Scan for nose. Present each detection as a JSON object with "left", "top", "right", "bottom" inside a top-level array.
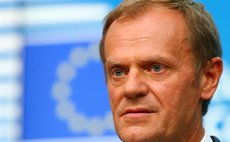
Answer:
[{"left": 123, "top": 69, "right": 148, "bottom": 99}]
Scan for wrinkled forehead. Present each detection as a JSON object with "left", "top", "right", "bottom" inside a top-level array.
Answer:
[
  {"left": 104, "top": 7, "right": 194, "bottom": 64},
  {"left": 106, "top": 7, "right": 189, "bottom": 47}
]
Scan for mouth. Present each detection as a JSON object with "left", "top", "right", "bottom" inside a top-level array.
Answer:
[{"left": 122, "top": 108, "right": 154, "bottom": 118}]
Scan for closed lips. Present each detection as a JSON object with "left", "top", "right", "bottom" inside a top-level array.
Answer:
[{"left": 122, "top": 108, "right": 153, "bottom": 116}]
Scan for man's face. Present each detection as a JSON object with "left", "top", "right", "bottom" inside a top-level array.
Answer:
[{"left": 104, "top": 8, "right": 203, "bottom": 142}]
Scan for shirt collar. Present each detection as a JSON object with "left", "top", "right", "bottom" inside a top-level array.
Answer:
[{"left": 201, "top": 131, "right": 213, "bottom": 142}]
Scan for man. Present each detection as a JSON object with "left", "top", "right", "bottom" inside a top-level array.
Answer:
[{"left": 99, "top": 0, "right": 223, "bottom": 142}]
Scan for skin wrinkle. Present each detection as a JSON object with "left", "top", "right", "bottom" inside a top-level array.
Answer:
[
  {"left": 100, "top": 0, "right": 223, "bottom": 141},
  {"left": 105, "top": 34, "right": 193, "bottom": 86},
  {"left": 106, "top": 9, "right": 187, "bottom": 46},
  {"left": 105, "top": 8, "right": 204, "bottom": 142}
]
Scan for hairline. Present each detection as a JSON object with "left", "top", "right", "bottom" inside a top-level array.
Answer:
[{"left": 100, "top": 4, "right": 198, "bottom": 72}]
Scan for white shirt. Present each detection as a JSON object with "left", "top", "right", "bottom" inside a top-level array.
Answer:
[{"left": 201, "top": 131, "right": 213, "bottom": 142}]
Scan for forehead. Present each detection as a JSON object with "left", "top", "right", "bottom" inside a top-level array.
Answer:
[
  {"left": 104, "top": 8, "right": 192, "bottom": 62},
  {"left": 106, "top": 8, "right": 187, "bottom": 40}
]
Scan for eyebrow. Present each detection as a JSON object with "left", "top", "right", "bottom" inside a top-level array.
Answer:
[
  {"left": 140, "top": 55, "right": 177, "bottom": 64},
  {"left": 105, "top": 54, "right": 177, "bottom": 68},
  {"left": 105, "top": 59, "right": 123, "bottom": 69}
]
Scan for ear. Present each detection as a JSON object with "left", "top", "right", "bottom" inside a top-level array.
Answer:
[{"left": 200, "top": 57, "right": 223, "bottom": 100}]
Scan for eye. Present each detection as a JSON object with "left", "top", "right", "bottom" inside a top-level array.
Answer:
[
  {"left": 113, "top": 68, "right": 125, "bottom": 77},
  {"left": 151, "top": 64, "right": 164, "bottom": 72}
]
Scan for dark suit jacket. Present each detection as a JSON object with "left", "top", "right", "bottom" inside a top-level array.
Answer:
[{"left": 211, "top": 136, "right": 221, "bottom": 142}]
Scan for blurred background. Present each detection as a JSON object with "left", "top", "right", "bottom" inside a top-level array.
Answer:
[{"left": 0, "top": 0, "right": 229, "bottom": 142}]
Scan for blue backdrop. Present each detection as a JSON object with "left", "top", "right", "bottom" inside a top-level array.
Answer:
[{"left": 18, "top": 0, "right": 230, "bottom": 141}]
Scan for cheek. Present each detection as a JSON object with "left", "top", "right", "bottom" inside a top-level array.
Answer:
[
  {"left": 108, "top": 84, "right": 122, "bottom": 113},
  {"left": 150, "top": 75, "right": 199, "bottom": 112}
]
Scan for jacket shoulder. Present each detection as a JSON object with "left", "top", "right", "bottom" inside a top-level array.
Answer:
[{"left": 211, "top": 136, "right": 221, "bottom": 142}]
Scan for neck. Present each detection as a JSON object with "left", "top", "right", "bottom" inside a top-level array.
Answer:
[
  {"left": 174, "top": 110, "right": 205, "bottom": 142},
  {"left": 187, "top": 120, "right": 205, "bottom": 142},
  {"left": 181, "top": 116, "right": 205, "bottom": 142}
]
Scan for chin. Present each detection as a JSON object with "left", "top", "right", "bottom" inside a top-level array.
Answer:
[
  {"left": 119, "top": 134, "right": 146, "bottom": 142},
  {"left": 119, "top": 134, "right": 156, "bottom": 142},
  {"left": 117, "top": 126, "right": 159, "bottom": 142}
]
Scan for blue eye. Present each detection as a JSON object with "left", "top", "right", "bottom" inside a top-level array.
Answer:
[
  {"left": 113, "top": 69, "right": 124, "bottom": 77},
  {"left": 151, "top": 64, "right": 163, "bottom": 72}
]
